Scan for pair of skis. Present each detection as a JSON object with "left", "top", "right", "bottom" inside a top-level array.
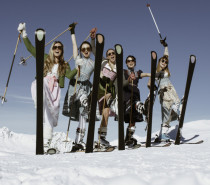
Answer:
[
  {"left": 145, "top": 53, "right": 197, "bottom": 147},
  {"left": 85, "top": 34, "right": 125, "bottom": 153}
]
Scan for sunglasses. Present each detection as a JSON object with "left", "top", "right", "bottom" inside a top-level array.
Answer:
[
  {"left": 107, "top": 52, "right": 115, "bottom": 56},
  {"left": 161, "top": 59, "right": 168, "bottom": 64},
  {"left": 127, "top": 59, "right": 135, "bottom": 63},
  {"left": 81, "top": 47, "right": 91, "bottom": 52},
  {"left": 52, "top": 45, "right": 63, "bottom": 50}
]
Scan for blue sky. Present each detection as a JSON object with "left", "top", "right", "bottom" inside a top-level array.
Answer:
[{"left": 0, "top": 0, "right": 209, "bottom": 137}]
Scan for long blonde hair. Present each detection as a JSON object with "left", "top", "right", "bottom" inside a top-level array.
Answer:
[
  {"left": 156, "top": 55, "right": 171, "bottom": 77},
  {"left": 43, "top": 41, "right": 68, "bottom": 77}
]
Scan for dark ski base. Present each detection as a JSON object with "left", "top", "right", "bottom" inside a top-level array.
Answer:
[
  {"left": 175, "top": 55, "right": 196, "bottom": 144},
  {"left": 146, "top": 51, "right": 157, "bottom": 147},
  {"left": 115, "top": 44, "right": 125, "bottom": 150},
  {"left": 86, "top": 34, "right": 105, "bottom": 153},
  {"left": 35, "top": 29, "right": 45, "bottom": 155}
]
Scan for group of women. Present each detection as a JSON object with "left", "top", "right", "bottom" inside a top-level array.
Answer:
[{"left": 17, "top": 22, "right": 182, "bottom": 152}]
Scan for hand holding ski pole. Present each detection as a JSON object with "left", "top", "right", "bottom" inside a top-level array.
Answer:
[
  {"left": 90, "top": 27, "right": 97, "bottom": 39},
  {"left": 18, "top": 23, "right": 27, "bottom": 38},
  {"left": 160, "top": 38, "right": 168, "bottom": 47},
  {"left": 19, "top": 23, "right": 77, "bottom": 65},
  {"left": 69, "top": 22, "right": 77, "bottom": 34},
  {"left": 128, "top": 72, "right": 136, "bottom": 82}
]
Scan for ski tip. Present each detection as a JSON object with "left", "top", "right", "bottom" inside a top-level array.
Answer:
[
  {"left": 151, "top": 51, "right": 157, "bottom": 60},
  {"left": 115, "top": 44, "right": 123, "bottom": 54},
  {"left": 96, "top": 34, "right": 104, "bottom": 44},
  {"left": 190, "top": 55, "right": 196, "bottom": 64}
]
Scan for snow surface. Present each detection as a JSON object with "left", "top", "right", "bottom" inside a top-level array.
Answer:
[{"left": 0, "top": 120, "right": 210, "bottom": 185}]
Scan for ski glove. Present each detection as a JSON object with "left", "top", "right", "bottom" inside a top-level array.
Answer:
[
  {"left": 90, "top": 27, "right": 97, "bottom": 39},
  {"left": 17, "top": 23, "right": 27, "bottom": 38},
  {"left": 128, "top": 72, "right": 136, "bottom": 82},
  {"left": 80, "top": 94, "right": 88, "bottom": 107},
  {"left": 69, "top": 23, "right": 76, "bottom": 35},
  {"left": 136, "top": 101, "right": 144, "bottom": 114},
  {"left": 160, "top": 37, "right": 168, "bottom": 47}
]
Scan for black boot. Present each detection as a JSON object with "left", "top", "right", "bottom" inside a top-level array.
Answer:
[
  {"left": 98, "top": 127, "right": 110, "bottom": 147},
  {"left": 125, "top": 126, "right": 137, "bottom": 147}
]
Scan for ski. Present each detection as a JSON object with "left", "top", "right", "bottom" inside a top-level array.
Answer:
[
  {"left": 115, "top": 44, "right": 125, "bottom": 150},
  {"left": 35, "top": 29, "right": 46, "bottom": 155},
  {"left": 180, "top": 140, "right": 204, "bottom": 144},
  {"left": 67, "top": 143, "right": 115, "bottom": 153},
  {"left": 175, "top": 55, "right": 196, "bottom": 145},
  {"left": 141, "top": 142, "right": 171, "bottom": 147},
  {"left": 146, "top": 51, "right": 158, "bottom": 147},
  {"left": 86, "top": 34, "right": 105, "bottom": 153},
  {"left": 125, "top": 144, "right": 141, "bottom": 150}
]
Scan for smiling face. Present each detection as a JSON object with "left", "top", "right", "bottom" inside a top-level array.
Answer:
[
  {"left": 52, "top": 42, "right": 63, "bottom": 58},
  {"left": 159, "top": 57, "right": 168, "bottom": 70},
  {"left": 106, "top": 49, "right": 116, "bottom": 64},
  {"left": 81, "top": 43, "right": 91, "bottom": 58},
  {"left": 126, "top": 56, "right": 136, "bottom": 69}
]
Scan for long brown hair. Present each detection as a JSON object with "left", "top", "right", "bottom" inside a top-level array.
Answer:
[
  {"left": 43, "top": 41, "right": 68, "bottom": 77},
  {"left": 156, "top": 55, "right": 171, "bottom": 77}
]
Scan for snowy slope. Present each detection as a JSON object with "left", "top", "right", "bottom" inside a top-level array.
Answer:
[{"left": 0, "top": 120, "right": 210, "bottom": 185}]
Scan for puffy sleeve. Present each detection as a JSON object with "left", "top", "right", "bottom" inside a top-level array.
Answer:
[{"left": 23, "top": 37, "right": 48, "bottom": 60}]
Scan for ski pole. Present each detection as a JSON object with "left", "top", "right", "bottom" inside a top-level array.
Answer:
[
  {"left": 63, "top": 65, "right": 80, "bottom": 143},
  {"left": 0, "top": 33, "right": 21, "bottom": 104},
  {"left": 146, "top": 4, "right": 163, "bottom": 39},
  {"left": 19, "top": 23, "right": 78, "bottom": 65}
]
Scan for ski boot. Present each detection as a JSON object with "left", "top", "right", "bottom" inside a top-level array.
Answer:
[
  {"left": 125, "top": 126, "right": 138, "bottom": 148},
  {"left": 71, "top": 127, "right": 86, "bottom": 152},
  {"left": 98, "top": 127, "right": 110, "bottom": 148},
  {"left": 71, "top": 143, "right": 85, "bottom": 152},
  {"left": 44, "top": 139, "right": 57, "bottom": 155},
  {"left": 155, "top": 124, "right": 171, "bottom": 143}
]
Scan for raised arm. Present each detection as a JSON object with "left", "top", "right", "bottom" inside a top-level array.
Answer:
[
  {"left": 69, "top": 23, "right": 78, "bottom": 60},
  {"left": 17, "top": 23, "right": 48, "bottom": 60},
  {"left": 160, "top": 38, "right": 169, "bottom": 57}
]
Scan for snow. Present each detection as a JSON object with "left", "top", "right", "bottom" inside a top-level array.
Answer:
[{"left": 0, "top": 120, "right": 210, "bottom": 185}]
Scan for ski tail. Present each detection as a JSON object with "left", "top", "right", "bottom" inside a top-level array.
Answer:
[
  {"left": 146, "top": 51, "right": 157, "bottom": 147},
  {"left": 175, "top": 55, "right": 196, "bottom": 145},
  {"left": 86, "top": 34, "right": 105, "bottom": 153}
]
